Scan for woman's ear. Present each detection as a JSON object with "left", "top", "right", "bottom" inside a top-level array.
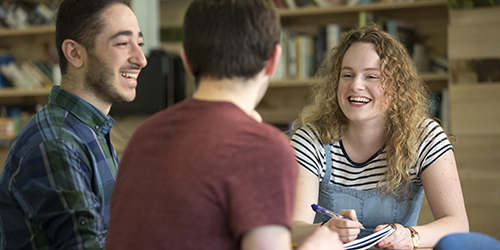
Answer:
[{"left": 62, "top": 39, "right": 85, "bottom": 69}]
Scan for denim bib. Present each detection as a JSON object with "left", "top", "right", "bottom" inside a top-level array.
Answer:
[{"left": 314, "top": 144, "right": 425, "bottom": 238}]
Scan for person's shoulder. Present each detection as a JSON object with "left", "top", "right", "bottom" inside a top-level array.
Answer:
[
  {"left": 245, "top": 121, "right": 288, "bottom": 142},
  {"left": 15, "top": 105, "right": 92, "bottom": 151},
  {"left": 422, "top": 118, "right": 441, "bottom": 127},
  {"left": 420, "top": 118, "right": 446, "bottom": 134},
  {"left": 290, "top": 124, "right": 321, "bottom": 143}
]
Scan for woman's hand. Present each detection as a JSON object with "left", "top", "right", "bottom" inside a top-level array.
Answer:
[
  {"left": 374, "top": 224, "right": 413, "bottom": 249},
  {"left": 325, "top": 209, "right": 362, "bottom": 243}
]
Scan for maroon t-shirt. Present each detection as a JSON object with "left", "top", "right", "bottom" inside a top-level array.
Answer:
[{"left": 105, "top": 99, "right": 297, "bottom": 250}]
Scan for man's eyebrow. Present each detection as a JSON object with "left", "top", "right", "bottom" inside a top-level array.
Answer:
[{"left": 110, "top": 31, "right": 144, "bottom": 39}]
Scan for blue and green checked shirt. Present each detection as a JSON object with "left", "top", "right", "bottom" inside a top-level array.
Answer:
[{"left": 0, "top": 86, "right": 119, "bottom": 250}]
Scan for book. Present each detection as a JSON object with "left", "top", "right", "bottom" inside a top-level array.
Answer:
[
  {"left": 296, "top": 34, "right": 314, "bottom": 79},
  {"left": 313, "top": 0, "right": 347, "bottom": 6},
  {"left": 385, "top": 19, "right": 416, "bottom": 55},
  {"left": 344, "top": 225, "right": 396, "bottom": 250},
  {"left": 314, "top": 26, "right": 327, "bottom": 72},
  {"left": 21, "top": 61, "right": 53, "bottom": 88},
  {"left": 0, "top": 54, "right": 15, "bottom": 88},
  {"left": 284, "top": 0, "right": 297, "bottom": 9},
  {"left": 326, "top": 23, "right": 344, "bottom": 52},
  {"left": 0, "top": 62, "right": 42, "bottom": 89},
  {"left": 271, "top": 29, "right": 289, "bottom": 80},
  {"left": 288, "top": 31, "right": 297, "bottom": 79},
  {"left": 32, "top": 3, "right": 55, "bottom": 25}
]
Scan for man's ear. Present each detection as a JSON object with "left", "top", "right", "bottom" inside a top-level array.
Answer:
[
  {"left": 180, "top": 48, "right": 194, "bottom": 77},
  {"left": 62, "top": 39, "right": 85, "bottom": 69},
  {"left": 264, "top": 44, "right": 282, "bottom": 76}
]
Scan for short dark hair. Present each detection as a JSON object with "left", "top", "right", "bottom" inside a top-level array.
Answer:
[
  {"left": 56, "top": 0, "right": 131, "bottom": 75},
  {"left": 183, "top": 0, "right": 281, "bottom": 84}
]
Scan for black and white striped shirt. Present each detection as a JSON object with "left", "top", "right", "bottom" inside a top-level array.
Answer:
[{"left": 290, "top": 119, "right": 453, "bottom": 190}]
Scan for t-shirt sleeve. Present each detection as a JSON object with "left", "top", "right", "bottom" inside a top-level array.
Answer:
[
  {"left": 413, "top": 119, "right": 454, "bottom": 183},
  {"left": 290, "top": 126, "right": 325, "bottom": 180},
  {"left": 227, "top": 133, "right": 297, "bottom": 240}
]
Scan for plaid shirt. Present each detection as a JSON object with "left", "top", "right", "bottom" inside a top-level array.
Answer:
[{"left": 0, "top": 86, "right": 118, "bottom": 250}]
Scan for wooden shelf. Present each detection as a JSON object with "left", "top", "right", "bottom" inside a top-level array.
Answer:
[
  {"left": 270, "top": 72, "right": 448, "bottom": 88},
  {"left": 0, "top": 25, "right": 55, "bottom": 38},
  {"left": 278, "top": 0, "right": 447, "bottom": 17},
  {"left": 420, "top": 71, "right": 448, "bottom": 82},
  {"left": 0, "top": 87, "right": 51, "bottom": 98}
]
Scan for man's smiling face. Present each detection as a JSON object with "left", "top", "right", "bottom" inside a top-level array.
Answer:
[{"left": 84, "top": 3, "right": 148, "bottom": 105}]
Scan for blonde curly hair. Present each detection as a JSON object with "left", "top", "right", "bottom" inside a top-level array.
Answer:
[{"left": 291, "top": 24, "right": 430, "bottom": 199}]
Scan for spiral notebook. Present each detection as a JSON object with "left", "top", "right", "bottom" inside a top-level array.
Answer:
[{"left": 344, "top": 225, "right": 396, "bottom": 250}]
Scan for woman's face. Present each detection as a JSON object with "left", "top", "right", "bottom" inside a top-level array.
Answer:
[{"left": 337, "top": 42, "right": 389, "bottom": 126}]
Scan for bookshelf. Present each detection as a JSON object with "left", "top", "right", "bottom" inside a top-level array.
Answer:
[
  {"left": 278, "top": 0, "right": 447, "bottom": 16},
  {"left": 0, "top": 25, "right": 55, "bottom": 37},
  {"left": 0, "top": 24, "right": 55, "bottom": 148},
  {"left": 259, "top": 0, "right": 450, "bottom": 125},
  {"left": 270, "top": 72, "right": 448, "bottom": 89},
  {"left": 0, "top": 24, "right": 55, "bottom": 104}
]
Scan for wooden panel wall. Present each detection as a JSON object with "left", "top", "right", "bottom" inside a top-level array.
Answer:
[{"left": 447, "top": 6, "right": 500, "bottom": 239}]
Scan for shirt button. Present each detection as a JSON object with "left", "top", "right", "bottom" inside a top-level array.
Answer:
[{"left": 95, "top": 126, "right": 99, "bottom": 130}]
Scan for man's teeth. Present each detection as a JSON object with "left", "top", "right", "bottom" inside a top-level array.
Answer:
[
  {"left": 120, "top": 72, "right": 138, "bottom": 80},
  {"left": 349, "top": 97, "right": 370, "bottom": 104}
]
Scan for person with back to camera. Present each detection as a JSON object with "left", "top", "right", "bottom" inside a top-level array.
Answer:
[
  {"left": 105, "top": 0, "right": 344, "bottom": 250},
  {"left": 289, "top": 24, "right": 469, "bottom": 249},
  {"left": 0, "top": 0, "right": 147, "bottom": 249}
]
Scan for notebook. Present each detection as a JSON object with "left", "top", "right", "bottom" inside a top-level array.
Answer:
[{"left": 343, "top": 225, "right": 396, "bottom": 250}]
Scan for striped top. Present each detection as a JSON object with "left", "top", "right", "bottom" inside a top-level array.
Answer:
[
  {"left": 0, "top": 86, "right": 118, "bottom": 250},
  {"left": 290, "top": 119, "right": 453, "bottom": 190}
]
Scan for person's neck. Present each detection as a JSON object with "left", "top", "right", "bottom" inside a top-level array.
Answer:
[
  {"left": 60, "top": 77, "right": 112, "bottom": 115},
  {"left": 192, "top": 73, "right": 267, "bottom": 116},
  {"left": 343, "top": 119, "right": 387, "bottom": 160}
]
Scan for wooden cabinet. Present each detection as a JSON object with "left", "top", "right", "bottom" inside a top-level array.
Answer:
[{"left": 257, "top": 0, "right": 449, "bottom": 125}]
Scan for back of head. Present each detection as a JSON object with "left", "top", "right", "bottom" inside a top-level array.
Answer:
[
  {"left": 183, "top": 0, "right": 281, "bottom": 84},
  {"left": 56, "top": 0, "right": 131, "bottom": 75}
]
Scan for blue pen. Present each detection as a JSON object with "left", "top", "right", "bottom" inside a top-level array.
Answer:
[{"left": 311, "top": 204, "right": 365, "bottom": 229}]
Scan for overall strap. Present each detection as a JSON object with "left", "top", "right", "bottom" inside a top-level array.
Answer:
[{"left": 322, "top": 144, "right": 332, "bottom": 184}]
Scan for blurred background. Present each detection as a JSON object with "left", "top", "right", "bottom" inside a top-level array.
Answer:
[{"left": 0, "top": 0, "right": 498, "bottom": 240}]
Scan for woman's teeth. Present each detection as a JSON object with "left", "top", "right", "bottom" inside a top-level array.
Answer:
[{"left": 349, "top": 96, "right": 371, "bottom": 104}]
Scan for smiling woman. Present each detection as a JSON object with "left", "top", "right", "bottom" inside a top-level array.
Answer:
[
  {"left": 337, "top": 42, "right": 388, "bottom": 126},
  {"left": 289, "top": 24, "right": 469, "bottom": 249}
]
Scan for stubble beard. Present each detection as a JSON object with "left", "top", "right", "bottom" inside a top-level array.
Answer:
[{"left": 84, "top": 50, "right": 129, "bottom": 104}]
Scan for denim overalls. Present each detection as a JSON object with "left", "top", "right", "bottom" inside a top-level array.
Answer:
[{"left": 314, "top": 144, "right": 425, "bottom": 238}]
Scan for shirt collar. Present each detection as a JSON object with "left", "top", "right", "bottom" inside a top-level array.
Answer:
[{"left": 49, "top": 86, "right": 115, "bottom": 134}]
